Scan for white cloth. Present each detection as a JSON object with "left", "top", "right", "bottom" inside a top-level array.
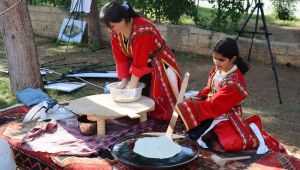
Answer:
[
  {"left": 250, "top": 123, "right": 269, "bottom": 154},
  {"left": 0, "top": 139, "right": 17, "bottom": 170},
  {"left": 214, "top": 65, "right": 237, "bottom": 85},
  {"left": 167, "top": 67, "right": 179, "bottom": 96},
  {"left": 214, "top": 71, "right": 223, "bottom": 85},
  {"left": 185, "top": 90, "right": 199, "bottom": 98},
  {"left": 197, "top": 116, "right": 228, "bottom": 148},
  {"left": 23, "top": 101, "right": 74, "bottom": 122}
]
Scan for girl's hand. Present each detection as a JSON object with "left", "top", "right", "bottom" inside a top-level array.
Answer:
[
  {"left": 189, "top": 96, "right": 201, "bottom": 102},
  {"left": 116, "top": 79, "right": 128, "bottom": 89}
]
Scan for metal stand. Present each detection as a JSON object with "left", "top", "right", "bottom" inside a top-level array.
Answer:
[
  {"left": 235, "top": 0, "right": 282, "bottom": 104},
  {"left": 58, "top": 0, "right": 85, "bottom": 52},
  {"left": 42, "top": 0, "right": 86, "bottom": 83}
]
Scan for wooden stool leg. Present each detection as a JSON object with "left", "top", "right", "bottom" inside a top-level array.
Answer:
[
  {"left": 140, "top": 112, "right": 147, "bottom": 122},
  {"left": 96, "top": 119, "right": 106, "bottom": 136}
]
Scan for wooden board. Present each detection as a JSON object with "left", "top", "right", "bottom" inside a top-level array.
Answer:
[
  {"left": 66, "top": 94, "right": 155, "bottom": 119},
  {"left": 166, "top": 72, "right": 190, "bottom": 138}
]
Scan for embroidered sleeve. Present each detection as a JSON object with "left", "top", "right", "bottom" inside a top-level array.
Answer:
[
  {"left": 220, "top": 79, "right": 248, "bottom": 98},
  {"left": 198, "top": 84, "right": 247, "bottom": 118},
  {"left": 111, "top": 33, "right": 131, "bottom": 79},
  {"left": 176, "top": 81, "right": 247, "bottom": 131},
  {"left": 129, "top": 31, "right": 155, "bottom": 78}
]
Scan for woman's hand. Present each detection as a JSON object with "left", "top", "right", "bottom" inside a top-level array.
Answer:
[
  {"left": 116, "top": 79, "right": 128, "bottom": 89},
  {"left": 127, "top": 74, "right": 139, "bottom": 89}
]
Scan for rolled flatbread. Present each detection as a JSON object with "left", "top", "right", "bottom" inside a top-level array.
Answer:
[{"left": 133, "top": 136, "right": 181, "bottom": 159}]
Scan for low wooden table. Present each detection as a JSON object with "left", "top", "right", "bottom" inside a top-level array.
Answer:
[{"left": 67, "top": 94, "right": 155, "bottom": 136}]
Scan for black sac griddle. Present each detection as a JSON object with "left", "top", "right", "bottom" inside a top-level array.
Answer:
[{"left": 111, "top": 133, "right": 200, "bottom": 169}]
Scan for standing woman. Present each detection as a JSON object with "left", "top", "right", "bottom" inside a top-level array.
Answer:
[{"left": 100, "top": 1, "right": 182, "bottom": 121}]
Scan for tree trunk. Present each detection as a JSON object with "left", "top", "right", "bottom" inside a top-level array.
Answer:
[
  {"left": 87, "top": 0, "right": 101, "bottom": 45},
  {"left": 0, "top": 0, "right": 43, "bottom": 93}
]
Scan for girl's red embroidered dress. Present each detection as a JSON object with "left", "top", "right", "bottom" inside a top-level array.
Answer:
[
  {"left": 176, "top": 67, "right": 284, "bottom": 152},
  {"left": 110, "top": 17, "right": 181, "bottom": 121}
]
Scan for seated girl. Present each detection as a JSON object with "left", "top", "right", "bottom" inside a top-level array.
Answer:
[{"left": 176, "top": 37, "right": 284, "bottom": 153}]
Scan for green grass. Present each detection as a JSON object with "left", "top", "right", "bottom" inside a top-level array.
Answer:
[
  {"left": 179, "top": 7, "right": 215, "bottom": 26},
  {"left": 0, "top": 76, "right": 18, "bottom": 109},
  {"left": 197, "top": 7, "right": 216, "bottom": 20},
  {"left": 269, "top": 16, "right": 300, "bottom": 27},
  {"left": 0, "top": 36, "right": 18, "bottom": 108}
]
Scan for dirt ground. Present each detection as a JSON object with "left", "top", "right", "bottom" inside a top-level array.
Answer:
[{"left": 4, "top": 36, "right": 300, "bottom": 155}]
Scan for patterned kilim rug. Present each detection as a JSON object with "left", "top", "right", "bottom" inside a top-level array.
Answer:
[{"left": 0, "top": 105, "right": 299, "bottom": 170}]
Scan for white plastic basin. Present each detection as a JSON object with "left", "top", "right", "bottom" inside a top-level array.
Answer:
[{"left": 106, "top": 82, "right": 145, "bottom": 102}]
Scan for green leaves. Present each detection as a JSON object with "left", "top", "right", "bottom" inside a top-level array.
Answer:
[
  {"left": 128, "top": 0, "right": 200, "bottom": 26},
  {"left": 208, "top": 0, "right": 249, "bottom": 32},
  {"left": 271, "top": 0, "right": 296, "bottom": 20}
]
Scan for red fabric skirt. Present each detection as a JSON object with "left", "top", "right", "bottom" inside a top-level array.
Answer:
[{"left": 149, "top": 48, "right": 181, "bottom": 121}]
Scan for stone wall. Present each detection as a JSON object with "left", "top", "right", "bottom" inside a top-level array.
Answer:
[
  {"left": 28, "top": 6, "right": 69, "bottom": 37},
  {"left": 29, "top": 6, "right": 300, "bottom": 67}
]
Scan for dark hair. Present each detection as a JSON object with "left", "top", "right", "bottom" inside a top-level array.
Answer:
[
  {"left": 213, "top": 37, "right": 249, "bottom": 74},
  {"left": 99, "top": 1, "right": 140, "bottom": 27}
]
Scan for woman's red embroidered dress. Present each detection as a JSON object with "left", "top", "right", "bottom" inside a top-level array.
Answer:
[{"left": 110, "top": 17, "right": 181, "bottom": 121}]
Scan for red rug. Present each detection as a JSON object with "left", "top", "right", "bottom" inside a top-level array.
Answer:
[
  {"left": 0, "top": 105, "right": 61, "bottom": 169},
  {"left": 1, "top": 105, "right": 299, "bottom": 170}
]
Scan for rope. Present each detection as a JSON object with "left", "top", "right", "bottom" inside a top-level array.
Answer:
[{"left": 0, "top": 0, "right": 22, "bottom": 16}]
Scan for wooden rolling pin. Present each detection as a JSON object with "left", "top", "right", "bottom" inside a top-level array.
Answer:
[{"left": 210, "top": 154, "right": 251, "bottom": 167}]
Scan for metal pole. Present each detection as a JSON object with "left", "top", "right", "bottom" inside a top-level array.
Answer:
[
  {"left": 235, "top": 0, "right": 283, "bottom": 104},
  {"left": 259, "top": 3, "right": 283, "bottom": 104}
]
